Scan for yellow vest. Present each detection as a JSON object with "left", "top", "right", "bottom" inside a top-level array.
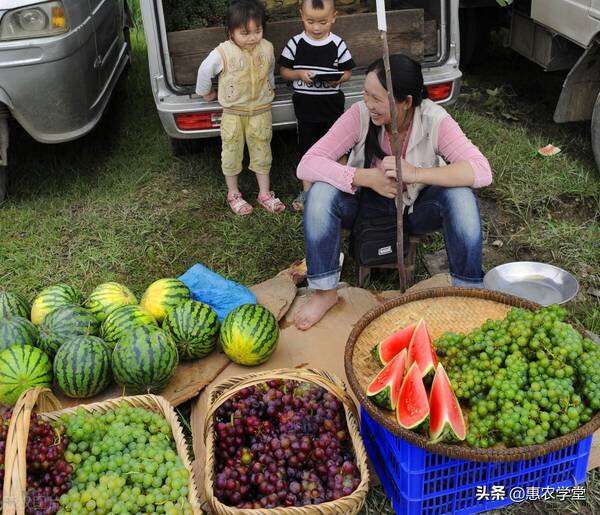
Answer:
[{"left": 216, "top": 39, "right": 274, "bottom": 116}]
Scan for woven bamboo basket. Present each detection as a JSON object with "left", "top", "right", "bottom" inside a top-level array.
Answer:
[
  {"left": 1, "top": 387, "right": 202, "bottom": 515},
  {"left": 204, "top": 368, "right": 370, "bottom": 515},
  {"left": 344, "top": 287, "right": 600, "bottom": 463}
]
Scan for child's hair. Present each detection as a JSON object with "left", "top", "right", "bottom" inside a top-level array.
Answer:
[
  {"left": 227, "top": 0, "right": 266, "bottom": 34},
  {"left": 300, "top": 0, "right": 333, "bottom": 10}
]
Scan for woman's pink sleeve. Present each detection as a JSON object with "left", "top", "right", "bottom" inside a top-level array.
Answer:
[
  {"left": 296, "top": 103, "right": 363, "bottom": 194},
  {"left": 437, "top": 116, "right": 492, "bottom": 188}
]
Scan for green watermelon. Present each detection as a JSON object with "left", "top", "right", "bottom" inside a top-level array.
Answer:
[
  {"left": 407, "top": 319, "right": 439, "bottom": 378},
  {"left": 220, "top": 304, "right": 279, "bottom": 366},
  {"left": 38, "top": 305, "right": 99, "bottom": 358},
  {"left": 100, "top": 304, "right": 158, "bottom": 349},
  {"left": 85, "top": 282, "right": 137, "bottom": 322},
  {"left": 429, "top": 363, "right": 466, "bottom": 443},
  {"left": 366, "top": 348, "right": 408, "bottom": 410},
  {"left": 396, "top": 361, "right": 430, "bottom": 429},
  {"left": 0, "top": 316, "right": 39, "bottom": 351},
  {"left": 0, "top": 345, "right": 53, "bottom": 405},
  {"left": 140, "top": 278, "right": 191, "bottom": 324},
  {"left": 0, "top": 290, "right": 30, "bottom": 319},
  {"left": 162, "top": 300, "right": 220, "bottom": 360},
  {"left": 54, "top": 335, "right": 112, "bottom": 398},
  {"left": 372, "top": 322, "right": 417, "bottom": 365},
  {"left": 112, "top": 326, "right": 179, "bottom": 393},
  {"left": 31, "top": 284, "right": 84, "bottom": 325}
]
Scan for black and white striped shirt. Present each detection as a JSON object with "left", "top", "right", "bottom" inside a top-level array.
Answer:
[{"left": 279, "top": 32, "right": 355, "bottom": 122}]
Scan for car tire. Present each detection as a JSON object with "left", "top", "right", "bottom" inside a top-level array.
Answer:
[
  {"left": 592, "top": 92, "right": 600, "bottom": 176},
  {"left": 170, "top": 137, "right": 201, "bottom": 157},
  {"left": 0, "top": 166, "right": 7, "bottom": 205}
]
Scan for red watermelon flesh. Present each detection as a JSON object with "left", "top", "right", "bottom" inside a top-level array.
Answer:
[
  {"left": 371, "top": 322, "right": 417, "bottom": 365},
  {"left": 366, "top": 348, "right": 408, "bottom": 410},
  {"left": 407, "top": 319, "right": 439, "bottom": 378},
  {"left": 429, "top": 363, "right": 466, "bottom": 443},
  {"left": 396, "top": 361, "right": 430, "bottom": 429}
]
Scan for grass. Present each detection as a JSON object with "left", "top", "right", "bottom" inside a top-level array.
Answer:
[{"left": 2, "top": 8, "right": 599, "bottom": 514}]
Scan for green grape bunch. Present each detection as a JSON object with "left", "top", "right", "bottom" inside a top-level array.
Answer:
[
  {"left": 57, "top": 404, "right": 194, "bottom": 515},
  {"left": 434, "top": 305, "right": 599, "bottom": 449}
]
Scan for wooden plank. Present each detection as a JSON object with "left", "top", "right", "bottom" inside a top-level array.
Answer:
[
  {"left": 424, "top": 19, "right": 437, "bottom": 56},
  {"left": 168, "top": 9, "right": 424, "bottom": 86}
]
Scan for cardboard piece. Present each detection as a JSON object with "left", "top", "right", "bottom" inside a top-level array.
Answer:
[
  {"left": 589, "top": 431, "right": 600, "bottom": 471},
  {"left": 190, "top": 286, "right": 382, "bottom": 506},
  {"left": 55, "top": 265, "right": 302, "bottom": 409}
]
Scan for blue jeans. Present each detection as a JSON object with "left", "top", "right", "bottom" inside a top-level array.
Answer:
[{"left": 303, "top": 182, "right": 484, "bottom": 289}]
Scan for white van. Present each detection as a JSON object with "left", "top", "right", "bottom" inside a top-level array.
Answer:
[{"left": 140, "top": 0, "right": 462, "bottom": 153}]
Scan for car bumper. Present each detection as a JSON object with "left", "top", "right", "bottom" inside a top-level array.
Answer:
[
  {"left": 155, "top": 63, "right": 462, "bottom": 140},
  {"left": 0, "top": 18, "right": 102, "bottom": 143}
]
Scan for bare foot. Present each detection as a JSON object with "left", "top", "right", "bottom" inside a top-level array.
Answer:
[{"left": 294, "top": 290, "right": 338, "bottom": 331}]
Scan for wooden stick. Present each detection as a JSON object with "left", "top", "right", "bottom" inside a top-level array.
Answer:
[{"left": 380, "top": 31, "right": 406, "bottom": 292}]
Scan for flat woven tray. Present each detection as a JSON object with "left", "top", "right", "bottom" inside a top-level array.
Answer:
[{"left": 344, "top": 287, "right": 600, "bottom": 462}]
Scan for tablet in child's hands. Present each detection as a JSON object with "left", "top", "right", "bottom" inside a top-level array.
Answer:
[{"left": 312, "top": 72, "right": 344, "bottom": 82}]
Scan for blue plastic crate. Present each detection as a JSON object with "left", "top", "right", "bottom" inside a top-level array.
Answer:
[{"left": 360, "top": 407, "right": 591, "bottom": 515}]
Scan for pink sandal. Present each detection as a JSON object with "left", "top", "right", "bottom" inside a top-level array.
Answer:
[
  {"left": 257, "top": 191, "right": 286, "bottom": 213},
  {"left": 227, "top": 191, "right": 253, "bottom": 216}
]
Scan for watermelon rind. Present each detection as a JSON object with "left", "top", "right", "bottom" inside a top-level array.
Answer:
[
  {"left": 100, "top": 304, "right": 158, "bottom": 349},
  {"left": 140, "top": 278, "right": 191, "bottom": 324},
  {"left": 0, "top": 291, "right": 30, "bottom": 319},
  {"left": 396, "top": 361, "right": 430, "bottom": 429},
  {"left": 372, "top": 322, "right": 417, "bottom": 366},
  {"left": 31, "top": 284, "right": 84, "bottom": 325},
  {"left": 407, "top": 319, "right": 439, "bottom": 378},
  {"left": 220, "top": 304, "right": 279, "bottom": 366},
  {"left": 366, "top": 348, "right": 408, "bottom": 410},
  {"left": 429, "top": 362, "right": 466, "bottom": 443},
  {"left": 54, "top": 335, "right": 112, "bottom": 398},
  {"left": 38, "top": 305, "right": 99, "bottom": 358},
  {"left": 0, "top": 344, "right": 52, "bottom": 405},
  {"left": 112, "top": 326, "right": 179, "bottom": 393},
  {"left": 0, "top": 316, "right": 39, "bottom": 351},
  {"left": 162, "top": 300, "right": 220, "bottom": 360},
  {"left": 85, "top": 282, "right": 137, "bottom": 322}
]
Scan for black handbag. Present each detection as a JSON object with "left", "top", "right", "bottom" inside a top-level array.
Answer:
[{"left": 350, "top": 216, "right": 409, "bottom": 267}]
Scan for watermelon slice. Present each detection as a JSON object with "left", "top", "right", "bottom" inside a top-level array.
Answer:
[
  {"left": 366, "top": 348, "right": 408, "bottom": 410},
  {"left": 429, "top": 363, "right": 466, "bottom": 443},
  {"left": 407, "top": 319, "right": 439, "bottom": 378},
  {"left": 396, "top": 361, "right": 430, "bottom": 429},
  {"left": 371, "top": 322, "right": 417, "bottom": 365}
]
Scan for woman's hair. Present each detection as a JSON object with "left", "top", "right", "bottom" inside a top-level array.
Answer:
[
  {"left": 227, "top": 0, "right": 266, "bottom": 34},
  {"left": 363, "top": 54, "right": 428, "bottom": 168}
]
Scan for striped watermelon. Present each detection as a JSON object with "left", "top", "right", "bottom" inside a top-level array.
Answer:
[
  {"left": 54, "top": 335, "right": 112, "bottom": 398},
  {"left": 140, "top": 278, "right": 191, "bottom": 324},
  {"left": 38, "top": 305, "right": 99, "bottom": 358},
  {"left": 100, "top": 304, "right": 158, "bottom": 349},
  {"left": 220, "top": 304, "right": 279, "bottom": 366},
  {"left": 31, "top": 284, "right": 84, "bottom": 325},
  {"left": 0, "top": 290, "right": 30, "bottom": 319},
  {"left": 162, "top": 300, "right": 220, "bottom": 360},
  {"left": 0, "top": 345, "right": 52, "bottom": 405},
  {"left": 112, "top": 326, "right": 178, "bottom": 393},
  {"left": 85, "top": 282, "right": 137, "bottom": 322},
  {"left": 0, "top": 316, "right": 39, "bottom": 351}
]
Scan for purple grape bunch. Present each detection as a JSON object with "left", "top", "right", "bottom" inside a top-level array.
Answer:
[
  {"left": 213, "top": 380, "right": 361, "bottom": 509},
  {"left": 0, "top": 408, "right": 72, "bottom": 515}
]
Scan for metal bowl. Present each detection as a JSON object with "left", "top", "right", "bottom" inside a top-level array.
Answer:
[{"left": 483, "top": 262, "right": 579, "bottom": 306}]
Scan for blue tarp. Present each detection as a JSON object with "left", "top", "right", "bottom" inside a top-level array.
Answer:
[{"left": 179, "top": 263, "right": 256, "bottom": 321}]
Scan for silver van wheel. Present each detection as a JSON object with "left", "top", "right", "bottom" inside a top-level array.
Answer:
[
  {"left": 0, "top": 166, "right": 6, "bottom": 204},
  {"left": 592, "top": 92, "right": 600, "bottom": 175}
]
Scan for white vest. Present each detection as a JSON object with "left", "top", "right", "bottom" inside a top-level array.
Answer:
[{"left": 347, "top": 99, "right": 448, "bottom": 212}]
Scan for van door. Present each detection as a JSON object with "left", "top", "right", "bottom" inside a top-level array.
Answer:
[
  {"left": 87, "top": 0, "right": 124, "bottom": 99},
  {"left": 591, "top": 0, "right": 600, "bottom": 20}
]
